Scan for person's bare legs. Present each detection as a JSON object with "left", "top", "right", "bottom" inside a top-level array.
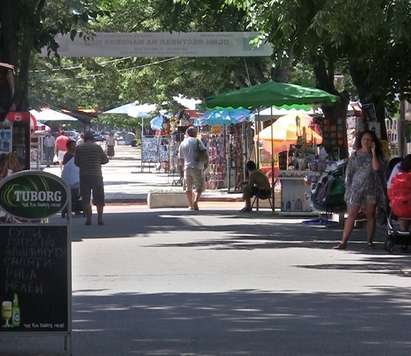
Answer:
[
  {"left": 97, "top": 205, "right": 104, "bottom": 225},
  {"left": 193, "top": 190, "right": 202, "bottom": 210},
  {"left": 84, "top": 205, "right": 92, "bottom": 225},
  {"left": 365, "top": 203, "right": 377, "bottom": 245},
  {"left": 186, "top": 190, "right": 194, "bottom": 209},
  {"left": 335, "top": 205, "right": 360, "bottom": 248}
]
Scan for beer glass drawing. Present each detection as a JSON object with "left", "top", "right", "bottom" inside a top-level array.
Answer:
[{"left": 2, "top": 301, "right": 12, "bottom": 328}]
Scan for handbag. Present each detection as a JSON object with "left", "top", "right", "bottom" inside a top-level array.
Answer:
[{"left": 195, "top": 139, "right": 209, "bottom": 168}]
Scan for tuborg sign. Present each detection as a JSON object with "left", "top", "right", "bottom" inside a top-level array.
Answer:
[{"left": 0, "top": 171, "right": 68, "bottom": 219}]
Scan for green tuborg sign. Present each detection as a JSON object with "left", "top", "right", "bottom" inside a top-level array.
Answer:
[{"left": 0, "top": 171, "right": 68, "bottom": 219}]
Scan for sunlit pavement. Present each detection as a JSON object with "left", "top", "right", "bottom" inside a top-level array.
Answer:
[{"left": 2, "top": 205, "right": 411, "bottom": 356}]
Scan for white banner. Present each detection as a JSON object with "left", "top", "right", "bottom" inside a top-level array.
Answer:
[{"left": 43, "top": 32, "right": 272, "bottom": 58}]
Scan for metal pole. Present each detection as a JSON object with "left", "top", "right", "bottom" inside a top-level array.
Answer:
[
  {"left": 228, "top": 125, "right": 231, "bottom": 192},
  {"left": 256, "top": 110, "right": 260, "bottom": 168},
  {"left": 141, "top": 118, "right": 144, "bottom": 172},
  {"left": 270, "top": 106, "right": 275, "bottom": 213},
  {"left": 242, "top": 122, "right": 247, "bottom": 184}
]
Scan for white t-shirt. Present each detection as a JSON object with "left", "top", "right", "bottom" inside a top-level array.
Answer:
[{"left": 178, "top": 137, "right": 206, "bottom": 170}]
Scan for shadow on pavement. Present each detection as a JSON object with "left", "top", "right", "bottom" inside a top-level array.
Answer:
[
  {"left": 67, "top": 210, "right": 411, "bottom": 278},
  {"left": 2, "top": 288, "right": 411, "bottom": 355}
]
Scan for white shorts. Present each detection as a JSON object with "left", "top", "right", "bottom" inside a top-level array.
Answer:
[{"left": 57, "top": 150, "right": 67, "bottom": 163}]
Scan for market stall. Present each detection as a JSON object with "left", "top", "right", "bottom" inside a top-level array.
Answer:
[
  {"left": 256, "top": 111, "right": 323, "bottom": 212},
  {"left": 194, "top": 108, "right": 252, "bottom": 191},
  {"left": 204, "top": 80, "right": 338, "bottom": 212}
]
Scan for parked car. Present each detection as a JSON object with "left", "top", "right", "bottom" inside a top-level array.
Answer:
[
  {"left": 124, "top": 132, "right": 136, "bottom": 146},
  {"left": 92, "top": 132, "right": 105, "bottom": 142}
]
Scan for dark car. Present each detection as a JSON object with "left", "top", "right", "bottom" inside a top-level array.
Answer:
[{"left": 93, "top": 132, "right": 105, "bottom": 142}]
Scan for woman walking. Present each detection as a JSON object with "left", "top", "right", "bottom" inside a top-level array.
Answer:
[{"left": 334, "top": 130, "right": 386, "bottom": 249}]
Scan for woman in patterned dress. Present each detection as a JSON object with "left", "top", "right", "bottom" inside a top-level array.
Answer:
[{"left": 334, "top": 130, "right": 386, "bottom": 249}]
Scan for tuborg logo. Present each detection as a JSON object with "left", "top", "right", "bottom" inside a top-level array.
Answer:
[{"left": 0, "top": 171, "right": 68, "bottom": 219}]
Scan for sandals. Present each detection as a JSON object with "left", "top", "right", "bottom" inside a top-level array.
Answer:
[{"left": 333, "top": 242, "right": 347, "bottom": 250}]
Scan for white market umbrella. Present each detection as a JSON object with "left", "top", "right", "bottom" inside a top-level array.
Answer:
[
  {"left": 173, "top": 95, "right": 201, "bottom": 110},
  {"left": 30, "top": 108, "right": 78, "bottom": 122},
  {"left": 103, "top": 102, "right": 156, "bottom": 118}
]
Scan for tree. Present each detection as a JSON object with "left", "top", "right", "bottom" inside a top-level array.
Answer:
[
  {"left": 0, "top": 0, "right": 102, "bottom": 112},
  {"left": 224, "top": 0, "right": 411, "bottom": 143},
  {"left": 28, "top": 0, "right": 274, "bottom": 113}
]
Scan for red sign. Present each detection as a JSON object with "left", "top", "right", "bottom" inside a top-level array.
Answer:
[{"left": 5, "top": 112, "right": 31, "bottom": 122}]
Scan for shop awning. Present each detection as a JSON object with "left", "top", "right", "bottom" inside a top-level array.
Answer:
[
  {"left": 194, "top": 108, "right": 251, "bottom": 126},
  {"left": 29, "top": 109, "right": 78, "bottom": 122},
  {"left": 204, "top": 81, "right": 338, "bottom": 109}
]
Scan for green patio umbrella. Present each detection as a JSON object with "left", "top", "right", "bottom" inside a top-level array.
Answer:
[{"left": 204, "top": 81, "right": 338, "bottom": 108}]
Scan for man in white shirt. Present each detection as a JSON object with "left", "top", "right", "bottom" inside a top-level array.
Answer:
[
  {"left": 43, "top": 132, "right": 55, "bottom": 167},
  {"left": 178, "top": 126, "right": 207, "bottom": 211}
]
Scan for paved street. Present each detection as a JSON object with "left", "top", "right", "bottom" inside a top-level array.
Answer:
[{"left": 1, "top": 146, "right": 411, "bottom": 355}]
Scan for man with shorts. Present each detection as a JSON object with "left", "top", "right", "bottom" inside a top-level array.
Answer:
[
  {"left": 178, "top": 126, "right": 207, "bottom": 211},
  {"left": 75, "top": 131, "right": 109, "bottom": 225},
  {"left": 241, "top": 160, "right": 271, "bottom": 212}
]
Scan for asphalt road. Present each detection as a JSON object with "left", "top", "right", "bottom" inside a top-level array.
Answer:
[{"left": 2, "top": 206, "right": 411, "bottom": 356}]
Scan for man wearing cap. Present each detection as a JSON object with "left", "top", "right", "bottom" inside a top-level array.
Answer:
[{"left": 75, "top": 132, "right": 109, "bottom": 225}]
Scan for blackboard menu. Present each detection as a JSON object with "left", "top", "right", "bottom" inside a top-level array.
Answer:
[{"left": 0, "top": 225, "right": 68, "bottom": 332}]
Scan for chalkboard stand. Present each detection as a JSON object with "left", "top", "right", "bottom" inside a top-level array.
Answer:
[{"left": 0, "top": 171, "right": 72, "bottom": 356}]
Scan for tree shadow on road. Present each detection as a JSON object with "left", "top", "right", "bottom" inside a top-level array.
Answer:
[
  {"left": 2, "top": 288, "right": 410, "bottom": 355},
  {"left": 67, "top": 210, "right": 411, "bottom": 278}
]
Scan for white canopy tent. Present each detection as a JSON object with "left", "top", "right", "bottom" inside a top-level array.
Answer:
[
  {"left": 30, "top": 108, "right": 78, "bottom": 122},
  {"left": 103, "top": 102, "right": 156, "bottom": 118},
  {"left": 173, "top": 95, "right": 201, "bottom": 110}
]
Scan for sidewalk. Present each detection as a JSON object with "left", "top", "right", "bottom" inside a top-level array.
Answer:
[{"left": 43, "top": 144, "right": 244, "bottom": 204}]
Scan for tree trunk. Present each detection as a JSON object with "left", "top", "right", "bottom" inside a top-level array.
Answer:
[
  {"left": 313, "top": 56, "right": 349, "bottom": 159},
  {"left": 349, "top": 61, "right": 388, "bottom": 140}
]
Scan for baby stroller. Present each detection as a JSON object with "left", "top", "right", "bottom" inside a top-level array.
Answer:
[
  {"left": 311, "top": 161, "right": 347, "bottom": 213},
  {"left": 384, "top": 157, "right": 411, "bottom": 252}
]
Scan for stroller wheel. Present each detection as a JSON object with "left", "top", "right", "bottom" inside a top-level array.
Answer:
[{"left": 384, "top": 238, "right": 394, "bottom": 253}]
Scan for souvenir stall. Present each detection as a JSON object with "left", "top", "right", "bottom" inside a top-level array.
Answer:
[
  {"left": 204, "top": 80, "right": 338, "bottom": 212},
  {"left": 30, "top": 123, "right": 51, "bottom": 169},
  {"left": 256, "top": 111, "right": 324, "bottom": 213},
  {"left": 0, "top": 112, "right": 33, "bottom": 170},
  {"left": 194, "top": 108, "right": 251, "bottom": 191}
]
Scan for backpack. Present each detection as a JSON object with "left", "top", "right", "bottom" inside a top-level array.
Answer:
[{"left": 195, "top": 139, "right": 209, "bottom": 168}]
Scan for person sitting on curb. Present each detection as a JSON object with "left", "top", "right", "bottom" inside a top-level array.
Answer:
[{"left": 240, "top": 160, "right": 271, "bottom": 212}]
